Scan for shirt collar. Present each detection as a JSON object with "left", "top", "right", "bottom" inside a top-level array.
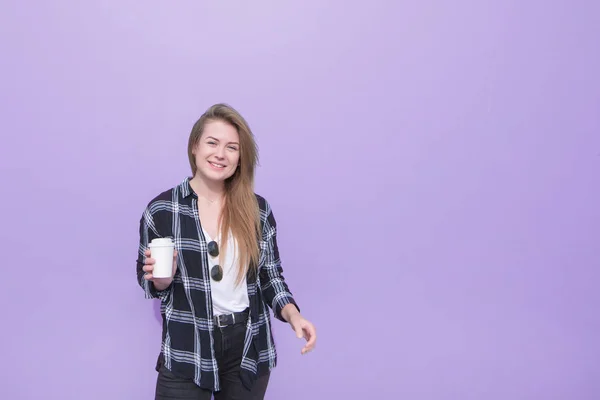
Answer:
[{"left": 178, "top": 177, "right": 196, "bottom": 199}]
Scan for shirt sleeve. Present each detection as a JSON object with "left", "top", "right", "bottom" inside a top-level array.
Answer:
[
  {"left": 136, "top": 206, "right": 173, "bottom": 301},
  {"left": 259, "top": 201, "right": 300, "bottom": 322}
]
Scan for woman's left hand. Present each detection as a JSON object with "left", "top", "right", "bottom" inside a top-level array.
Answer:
[{"left": 288, "top": 313, "right": 317, "bottom": 355}]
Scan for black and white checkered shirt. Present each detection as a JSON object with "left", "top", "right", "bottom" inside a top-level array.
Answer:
[{"left": 136, "top": 177, "right": 299, "bottom": 391}]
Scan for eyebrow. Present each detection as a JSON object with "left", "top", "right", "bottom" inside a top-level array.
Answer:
[{"left": 206, "top": 136, "right": 239, "bottom": 145}]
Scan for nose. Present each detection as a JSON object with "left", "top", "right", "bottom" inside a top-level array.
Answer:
[{"left": 214, "top": 146, "right": 225, "bottom": 160}]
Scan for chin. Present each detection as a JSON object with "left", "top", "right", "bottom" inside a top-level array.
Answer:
[{"left": 200, "top": 167, "right": 234, "bottom": 182}]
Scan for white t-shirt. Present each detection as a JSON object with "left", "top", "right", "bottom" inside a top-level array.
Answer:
[{"left": 203, "top": 228, "right": 250, "bottom": 316}]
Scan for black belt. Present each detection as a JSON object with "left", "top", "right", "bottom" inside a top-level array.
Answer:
[{"left": 213, "top": 309, "right": 249, "bottom": 327}]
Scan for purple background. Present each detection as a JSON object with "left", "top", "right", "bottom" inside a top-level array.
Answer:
[{"left": 1, "top": 1, "right": 599, "bottom": 399}]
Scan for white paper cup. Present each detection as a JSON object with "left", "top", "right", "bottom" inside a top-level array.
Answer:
[{"left": 149, "top": 238, "right": 175, "bottom": 278}]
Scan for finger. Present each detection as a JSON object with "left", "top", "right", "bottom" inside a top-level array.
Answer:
[
  {"left": 142, "top": 264, "right": 154, "bottom": 273},
  {"left": 143, "top": 273, "right": 153, "bottom": 280},
  {"left": 145, "top": 249, "right": 151, "bottom": 257},
  {"left": 145, "top": 257, "right": 155, "bottom": 265},
  {"left": 305, "top": 333, "right": 317, "bottom": 349},
  {"left": 302, "top": 340, "right": 316, "bottom": 354},
  {"left": 302, "top": 327, "right": 317, "bottom": 353},
  {"left": 301, "top": 324, "right": 315, "bottom": 339}
]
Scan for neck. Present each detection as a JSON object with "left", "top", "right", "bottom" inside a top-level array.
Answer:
[{"left": 189, "top": 174, "right": 225, "bottom": 202}]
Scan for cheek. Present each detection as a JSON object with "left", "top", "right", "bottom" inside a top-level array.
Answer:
[
  {"left": 194, "top": 146, "right": 208, "bottom": 161},
  {"left": 230, "top": 152, "right": 240, "bottom": 166}
]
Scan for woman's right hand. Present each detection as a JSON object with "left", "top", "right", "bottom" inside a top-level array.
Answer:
[{"left": 142, "top": 248, "right": 178, "bottom": 290}]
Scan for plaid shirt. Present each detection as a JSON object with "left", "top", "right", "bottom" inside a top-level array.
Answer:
[{"left": 136, "top": 177, "right": 299, "bottom": 391}]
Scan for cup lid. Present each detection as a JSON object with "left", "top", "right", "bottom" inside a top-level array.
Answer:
[{"left": 149, "top": 237, "right": 174, "bottom": 247}]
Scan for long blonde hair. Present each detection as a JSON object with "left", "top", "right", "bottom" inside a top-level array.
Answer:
[{"left": 187, "top": 103, "right": 261, "bottom": 284}]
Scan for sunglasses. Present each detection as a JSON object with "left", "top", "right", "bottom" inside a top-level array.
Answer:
[{"left": 207, "top": 240, "right": 223, "bottom": 281}]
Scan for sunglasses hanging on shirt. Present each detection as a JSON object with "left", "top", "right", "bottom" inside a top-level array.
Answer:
[{"left": 207, "top": 240, "right": 223, "bottom": 281}]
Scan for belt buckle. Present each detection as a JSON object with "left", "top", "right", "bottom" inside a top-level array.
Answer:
[{"left": 216, "top": 313, "right": 233, "bottom": 328}]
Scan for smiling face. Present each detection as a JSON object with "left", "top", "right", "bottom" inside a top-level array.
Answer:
[
  {"left": 185, "top": 103, "right": 261, "bottom": 284},
  {"left": 191, "top": 119, "right": 241, "bottom": 183}
]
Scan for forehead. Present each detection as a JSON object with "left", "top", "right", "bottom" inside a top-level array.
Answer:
[{"left": 202, "top": 120, "right": 239, "bottom": 142}]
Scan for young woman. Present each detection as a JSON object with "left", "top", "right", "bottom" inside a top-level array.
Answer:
[{"left": 136, "top": 103, "right": 317, "bottom": 400}]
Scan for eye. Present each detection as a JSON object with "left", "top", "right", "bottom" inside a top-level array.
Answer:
[
  {"left": 207, "top": 141, "right": 217, "bottom": 146},
  {"left": 228, "top": 146, "right": 238, "bottom": 151}
]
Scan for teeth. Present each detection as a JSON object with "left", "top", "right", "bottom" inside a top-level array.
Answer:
[{"left": 210, "top": 162, "right": 225, "bottom": 168}]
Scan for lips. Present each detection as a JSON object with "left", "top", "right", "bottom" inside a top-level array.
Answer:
[{"left": 208, "top": 161, "right": 226, "bottom": 170}]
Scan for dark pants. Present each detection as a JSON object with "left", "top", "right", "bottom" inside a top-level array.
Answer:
[{"left": 155, "top": 321, "right": 270, "bottom": 400}]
